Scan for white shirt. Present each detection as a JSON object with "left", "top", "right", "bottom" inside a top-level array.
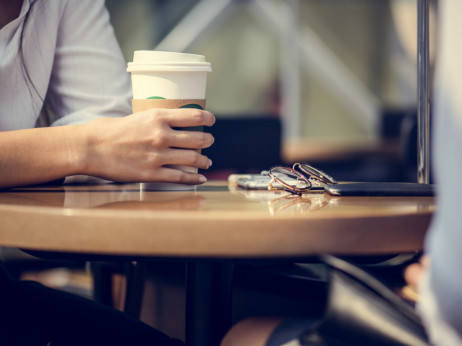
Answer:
[
  {"left": 418, "top": 0, "right": 462, "bottom": 344},
  {"left": 0, "top": 0, "right": 131, "bottom": 130}
]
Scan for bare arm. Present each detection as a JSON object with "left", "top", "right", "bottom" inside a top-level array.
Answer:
[
  {"left": 0, "top": 108, "right": 215, "bottom": 189},
  {"left": 0, "top": 125, "right": 83, "bottom": 188}
]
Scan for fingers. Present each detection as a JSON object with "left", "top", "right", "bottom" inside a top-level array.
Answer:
[
  {"left": 159, "top": 148, "right": 212, "bottom": 169},
  {"left": 404, "top": 262, "right": 423, "bottom": 289},
  {"left": 147, "top": 108, "right": 216, "bottom": 128},
  {"left": 147, "top": 166, "right": 208, "bottom": 185},
  {"left": 145, "top": 149, "right": 212, "bottom": 185},
  {"left": 98, "top": 109, "right": 215, "bottom": 185},
  {"left": 420, "top": 255, "right": 430, "bottom": 269},
  {"left": 136, "top": 108, "right": 215, "bottom": 149},
  {"left": 168, "top": 130, "right": 214, "bottom": 149},
  {"left": 142, "top": 109, "right": 215, "bottom": 149},
  {"left": 404, "top": 256, "right": 430, "bottom": 288}
]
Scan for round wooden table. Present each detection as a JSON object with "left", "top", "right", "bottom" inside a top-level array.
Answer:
[
  {"left": 0, "top": 180, "right": 433, "bottom": 258},
  {"left": 0, "top": 180, "right": 434, "bottom": 346}
]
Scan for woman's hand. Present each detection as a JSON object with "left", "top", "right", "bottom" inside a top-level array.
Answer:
[
  {"left": 79, "top": 108, "right": 215, "bottom": 184},
  {"left": 404, "top": 255, "right": 430, "bottom": 290},
  {"left": 402, "top": 255, "right": 429, "bottom": 302}
]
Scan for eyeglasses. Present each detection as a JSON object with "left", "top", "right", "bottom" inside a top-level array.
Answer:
[{"left": 268, "top": 162, "right": 337, "bottom": 195}]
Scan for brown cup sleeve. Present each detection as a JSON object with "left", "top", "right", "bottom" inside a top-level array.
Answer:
[{"left": 131, "top": 99, "right": 206, "bottom": 113}]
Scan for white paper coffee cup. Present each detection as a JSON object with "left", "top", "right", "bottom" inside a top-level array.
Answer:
[{"left": 127, "top": 51, "right": 212, "bottom": 191}]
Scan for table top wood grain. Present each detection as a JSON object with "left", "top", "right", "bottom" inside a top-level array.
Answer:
[{"left": 0, "top": 180, "right": 434, "bottom": 258}]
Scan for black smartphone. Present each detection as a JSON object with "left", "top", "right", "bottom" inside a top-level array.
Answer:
[{"left": 324, "top": 182, "right": 435, "bottom": 196}]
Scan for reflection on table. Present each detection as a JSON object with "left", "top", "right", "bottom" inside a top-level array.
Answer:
[{"left": 0, "top": 180, "right": 434, "bottom": 258}]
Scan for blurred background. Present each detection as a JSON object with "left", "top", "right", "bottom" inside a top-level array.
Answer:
[
  {"left": 104, "top": 0, "right": 436, "bottom": 182},
  {"left": 104, "top": 0, "right": 437, "bottom": 183}
]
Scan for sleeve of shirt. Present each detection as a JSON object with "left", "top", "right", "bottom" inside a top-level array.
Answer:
[
  {"left": 417, "top": 0, "right": 462, "bottom": 344},
  {"left": 46, "top": 0, "right": 132, "bottom": 126}
]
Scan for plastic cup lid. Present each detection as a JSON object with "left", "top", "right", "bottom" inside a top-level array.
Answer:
[{"left": 127, "top": 51, "right": 212, "bottom": 72}]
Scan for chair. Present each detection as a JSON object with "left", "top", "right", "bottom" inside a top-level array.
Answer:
[{"left": 298, "top": 255, "right": 429, "bottom": 345}]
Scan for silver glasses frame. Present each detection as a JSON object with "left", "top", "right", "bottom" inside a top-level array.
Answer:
[
  {"left": 293, "top": 162, "right": 338, "bottom": 185},
  {"left": 268, "top": 162, "right": 337, "bottom": 195}
]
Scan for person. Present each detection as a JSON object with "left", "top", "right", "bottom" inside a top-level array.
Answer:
[
  {"left": 0, "top": 0, "right": 215, "bottom": 189},
  {"left": 1, "top": 0, "right": 215, "bottom": 344},
  {"left": 415, "top": 0, "right": 462, "bottom": 343},
  {"left": 223, "top": 0, "right": 462, "bottom": 344},
  {"left": 0, "top": 265, "right": 185, "bottom": 345}
]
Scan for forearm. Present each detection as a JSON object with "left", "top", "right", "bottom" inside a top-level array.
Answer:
[
  {"left": 0, "top": 109, "right": 215, "bottom": 189},
  {"left": 0, "top": 125, "right": 86, "bottom": 188}
]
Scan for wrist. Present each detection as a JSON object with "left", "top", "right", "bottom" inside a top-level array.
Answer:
[
  {"left": 76, "top": 117, "right": 114, "bottom": 177},
  {"left": 69, "top": 122, "right": 95, "bottom": 176}
]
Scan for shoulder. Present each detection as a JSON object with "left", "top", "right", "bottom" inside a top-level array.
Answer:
[
  {"left": 53, "top": 0, "right": 113, "bottom": 41},
  {"left": 28, "top": 0, "right": 107, "bottom": 23},
  {"left": 60, "top": 0, "right": 107, "bottom": 18}
]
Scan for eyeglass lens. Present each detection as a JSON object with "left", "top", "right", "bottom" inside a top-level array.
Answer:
[
  {"left": 295, "top": 163, "right": 337, "bottom": 185},
  {"left": 270, "top": 167, "right": 311, "bottom": 190}
]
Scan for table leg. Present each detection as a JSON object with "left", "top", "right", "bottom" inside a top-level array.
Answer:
[
  {"left": 185, "top": 262, "right": 233, "bottom": 346},
  {"left": 124, "top": 261, "right": 147, "bottom": 319}
]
